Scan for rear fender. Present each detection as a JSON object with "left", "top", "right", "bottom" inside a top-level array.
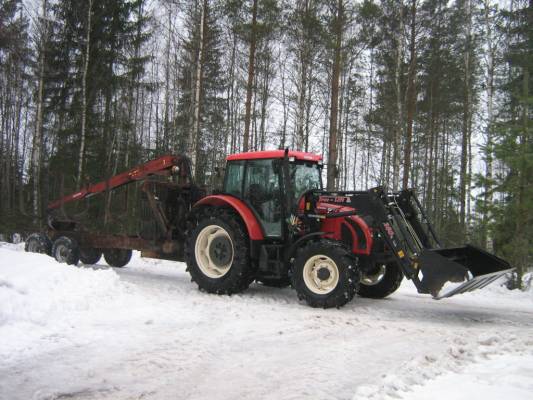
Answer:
[{"left": 193, "top": 195, "right": 264, "bottom": 240}]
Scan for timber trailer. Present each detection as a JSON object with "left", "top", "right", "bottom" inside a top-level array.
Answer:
[{"left": 25, "top": 150, "right": 514, "bottom": 308}]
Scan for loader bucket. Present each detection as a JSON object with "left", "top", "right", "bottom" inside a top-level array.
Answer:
[{"left": 417, "top": 244, "right": 514, "bottom": 299}]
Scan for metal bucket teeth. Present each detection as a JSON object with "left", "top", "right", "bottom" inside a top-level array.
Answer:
[{"left": 434, "top": 269, "right": 515, "bottom": 300}]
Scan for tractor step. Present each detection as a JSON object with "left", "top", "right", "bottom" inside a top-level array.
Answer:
[{"left": 434, "top": 268, "right": 515, "bottom": 299}]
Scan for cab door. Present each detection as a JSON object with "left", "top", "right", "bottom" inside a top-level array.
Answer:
[
  {"left": 243, "top": 159, "right": 282, "bottom": 237},
  {"left": 223, "top": 159, "right": 282, "bottom": 237}
]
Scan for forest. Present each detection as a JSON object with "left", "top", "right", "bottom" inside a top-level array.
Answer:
[{"left": 0, "top": 0, "right": 531, "bottom": 283}]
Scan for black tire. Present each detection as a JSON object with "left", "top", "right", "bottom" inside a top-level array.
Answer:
[
  {"left": 256, "top": 277, "right": 291, "bottom": 288},
  {"left": 291, "top": 240, "right": 360, "bottom": 309},
  {"left": 51, "top": 236, "right": 80, "bottom": 265},
  {"left": 185, "top": 208, "right": 252, "bottom": 295},
  {"left": 358, "top": 262, "right": 403, "bottom": 299},
  {"left": 79, "top": 248, "right": 102, "bottom": 265},
  {"left": 103, "top": 249, "right": 132, "bottom": 268},
  {"left": 25, "top": 233, "right": 52, "bottom": 255}
]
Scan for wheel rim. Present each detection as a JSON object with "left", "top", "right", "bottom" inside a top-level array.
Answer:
[
  {"left": 361, "top": 264, "right": 386, "bottom": 286},
  {"left": 194, "top": 225, "right": 234, "bottom": 279},
  {"left": 302, "top": 254, "right": 339, "bottom": 295},
  {"left": 55, "top": 244, "right": 70, "bottom": 263}
]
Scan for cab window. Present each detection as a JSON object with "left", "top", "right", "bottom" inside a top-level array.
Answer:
[
  {"left": 243, "top": 159, "right": 282, "bottom": 237},
  {"left": 291, "top": 162, "right": 322, "bottom": 201}
]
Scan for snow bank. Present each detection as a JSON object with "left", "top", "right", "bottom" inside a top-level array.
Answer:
[
  {"left": 0, "top": 255, "right": 125, "bottom": 326},
  {"left": 0, "top": 245, "right": 136, "bottom": 361},
  {"left": 402, "top": 352, "right": 533, "bottom": 400},
  {"left": 353, "top": 331, "right": 533, "bottom": 400}
]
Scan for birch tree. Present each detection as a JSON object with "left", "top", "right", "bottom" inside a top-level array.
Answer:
[{"left": 76, "top": 0, "right": 93, "bottom": 188}]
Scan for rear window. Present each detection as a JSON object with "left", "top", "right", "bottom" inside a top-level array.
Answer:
[{"left": 224, "top": 161, "right": 245, "bottom": 196}]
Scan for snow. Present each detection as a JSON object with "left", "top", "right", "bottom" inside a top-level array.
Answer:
[
  {"left": 401, "top": 353, "right": 533, "bottom": 400},
  {"left": 0, "top": 242, "right": 532, "bottom": 400}
]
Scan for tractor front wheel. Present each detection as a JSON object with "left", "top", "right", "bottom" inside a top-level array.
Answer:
[
  {"left": 358, "top": 262, "right": 403, "bottom": 299},
  {"left": 51, "top": 236, "right": 80, "bottom": 266},
  {"left": 103, "top": 249, "right": 132, "bottom": 268},
  {"left": 185, "top": 208, "right": 252, "bottom": 295},
  {"left": 291, "top": 240, "right": 360, "bottom": 308}
]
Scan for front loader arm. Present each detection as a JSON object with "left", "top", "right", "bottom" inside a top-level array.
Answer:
[{"left": 303, "top": 187, "right": 513, "bottom": 299}]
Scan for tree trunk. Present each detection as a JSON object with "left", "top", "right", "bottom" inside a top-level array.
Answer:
[
  {"left": 243, "top": 0, "right": 258, "bottom": 152},
  {"left": 482, "top": 0, "right": 495, "bottom": 249},
  {"left": 259, "top": 54, "right": 270, "bottom": 151},
  {"left": 392, "top": 0, "right": 404, "bottom": 191},
  {"left": 163, "top": 7, "right": 172, "bottom": 152},
  {"left": 326, "top": 0, "right": 344, "bottom": 191},
  {"left": 513, "top": 64, "right": 529, "bottom": 288},
  {"left": 31, "top": 0, "right": 48, "bottom": 226},
  {"left": 189, "top": 0, "right": 207, "bottom": 178},
  {"left": 280, "top": 50, "right": 288, "bottom": 149},
  {"left": 77, "top": 0, "right": 93, "bottom": 188},
  {"left": 403, "top": 0, "right": 416, "bottom": 189},
  {"left": 459, "top": 0, "right": 473, "bottom": 233}
]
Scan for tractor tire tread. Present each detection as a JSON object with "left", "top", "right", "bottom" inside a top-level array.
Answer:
[
  {"left": 185, "top": 207, "right": 253, "bottom": 295},
  {"left": 358, "top": 262, "right": 404, "bottom": 299},
  {"left": 291, "top": 239, "right": 360, "bottom": 309}
]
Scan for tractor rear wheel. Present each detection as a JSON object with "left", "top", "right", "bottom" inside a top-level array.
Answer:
[
  {"left": 185, "top": 208, "right": 252, "bottom": 295},
  {"left": 291, "top": 240, "right": 360, "bottom": 308},
  {"left": 358, "top": 262, "right": 403, "bottom": 299},
  {"left": 51, "top": 236, "right": 80, "bottom": 266},
  {"left": 80, "top": 248, "right": 102, "bottom": 265},
  {"left": 103, "top": 249, "right": 132, "bottom": 268},
  {"left": 25, "top": 233, "right": 52, "bottom": 255}
]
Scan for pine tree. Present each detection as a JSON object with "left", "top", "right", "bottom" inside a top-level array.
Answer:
[
  {"left": 492, "top": 0, "right": 533, "bottom": 288},
  {"left": 0, "top": 0, "right": 32, "bottom": 231}
]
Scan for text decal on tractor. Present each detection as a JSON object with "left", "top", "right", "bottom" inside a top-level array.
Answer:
[{"left": 29, "top": 149, "right": 513, "bottom": 308}]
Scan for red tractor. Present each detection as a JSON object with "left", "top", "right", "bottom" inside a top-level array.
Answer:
[{"left": 27, "top": 150, "right": 513, "bottom": 308}]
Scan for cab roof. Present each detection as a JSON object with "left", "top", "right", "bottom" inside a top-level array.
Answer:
[{"left": 226, "top": 150, "right": 322, "bottom": 162}]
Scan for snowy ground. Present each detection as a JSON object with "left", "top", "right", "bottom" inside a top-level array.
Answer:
[{"left": 0, "top": 242, "right": 532, "bottom": 400}]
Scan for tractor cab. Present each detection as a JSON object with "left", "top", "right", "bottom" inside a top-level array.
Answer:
[{"left": 222, "top": 150, "right": 323, "bottom": 237}]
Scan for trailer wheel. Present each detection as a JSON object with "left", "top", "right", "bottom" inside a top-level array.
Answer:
[
  {"left": 80, "top": 248, "right": 102, "bottom": 265},
  {"left": 358, "top": 262, "right": 403, "bottom": 299},
  {"left": 185, "top": 208, "right": 252, "bottom": 294},
  {"left": 52, "top": 236, "right": 80, "bottom": 266},
  {"left": 25, "top": 233, "right": 52, "bottom": 256},
  {"left": 291, "top": 240, "right": 360, "bottom": 308},
  {"left": 103, "top": 249, "right": 132, "bottom": 268}
]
